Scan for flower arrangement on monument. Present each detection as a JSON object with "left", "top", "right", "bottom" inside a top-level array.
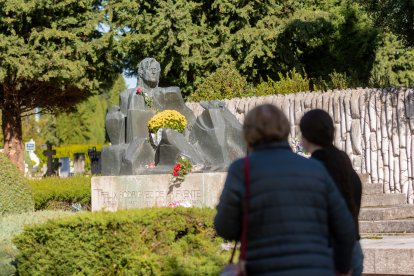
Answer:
[
  {"left": 145, "top": 162, "right": 155, "bottom": 169},
  {"left": 171, "top": 156, "right": 192, "bottom": 184},
  {"left": 167, "top": 201, "right": 192, "bottom": 208},
  {"left": 136, "top": 86, "right": 153, "bottom": 107},
  {"left": 148, "top": 110, "right": 187, "bottom": 133}
]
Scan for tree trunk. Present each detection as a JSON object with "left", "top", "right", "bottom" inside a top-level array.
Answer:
[{"left": 2, "top": 103, "right": 24, "bottom": 173}]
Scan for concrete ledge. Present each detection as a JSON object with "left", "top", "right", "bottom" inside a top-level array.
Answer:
[
  {"left": 362, "top": 236, "right": 414, "bottom": 275},
  {"left": 360, "top": 219, "right": 414, "bottom": 234},
  {"left": 360, "top": 206, "right": 414, "bottom": 221},
  {"left": 91, "top": 173, "right": 227, "bottom": 211},
  {"left": 362, "top": 184, "right": 383, "bottom": 195},
  {"left": 362, "top": 194, "right": 407, "bottom": 207}
]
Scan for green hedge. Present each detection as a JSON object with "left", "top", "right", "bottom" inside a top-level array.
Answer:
[
  {"left": 0, "top": 211, "right": 74, "bottom": 276},
  {"left": 28, "top": 176, "right": 91, "bottom": 211},
  {"left": 0, "top": 154, "right": 34, "bottom": 216},
  {"left": 13, "top": 208, "right": 230, "bottom": 275}
]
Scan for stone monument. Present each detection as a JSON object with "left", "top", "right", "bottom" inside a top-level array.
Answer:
[
  {"left": 101, "top": 57, "right": 246, "bottom": 176},
  {"left": 73, "top": 153, "right": 85, "bottom": 174},
  {"left": 88, "top": 147, "right": 102, "bottom": 175},
  {"left": 43, "top": 143, "right": 56, "bottom": 177},
  {"left": 59, "top": 157, "right": 70, "bottom": 178}
]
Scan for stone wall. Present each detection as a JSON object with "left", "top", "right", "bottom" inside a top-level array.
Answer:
[{"left": 186, "top": 87, "right": 414, "bottom": 203}]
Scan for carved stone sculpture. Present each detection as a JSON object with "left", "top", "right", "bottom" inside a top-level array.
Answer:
[{"left": 102, "top": 58, "right": 246, "bottom": 175}]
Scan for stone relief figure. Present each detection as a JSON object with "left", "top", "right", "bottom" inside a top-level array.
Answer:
[{"left": 102, "top": 57, "right": 246, "bottom": 175}]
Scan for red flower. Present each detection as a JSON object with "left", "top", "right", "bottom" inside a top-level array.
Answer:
[
  {"left": 173, "top": 171, "right": 179, "bottom": 177},
  {"left": 149, "top": 162, "right": 155, "bottom": 169},
  {"left": 136, "top": 87, "right": 142, "bottom": 94},
  {"left": 173, "top": 163, "right": 181, "bottom": 171}
]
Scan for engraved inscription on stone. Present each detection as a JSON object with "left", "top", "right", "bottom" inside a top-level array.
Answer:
[{"left": 91, "top": 173, "right": 227, "bottom": 211}]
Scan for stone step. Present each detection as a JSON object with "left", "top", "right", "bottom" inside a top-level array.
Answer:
[
  {"left": 359, "top": 219, "right": 414, "bottom": 234},
  {"left": 362, "top": 183, "right": 383, "bottom": 195},
  {"left": 361, "top": 193, "right": 407, "bottom": 207},
  {"left": 362, "top": 235, "right": 414, "bottom": 275},
  {"left": 360, "top": 205, "right": 414, "bottom": 221},
  {"left": 358, "top": 173, "right": 369, "bottom": 185}
]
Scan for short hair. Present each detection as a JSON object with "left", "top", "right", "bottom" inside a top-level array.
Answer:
[
  {"left": 137, "top": 57, "right": 161, "bottom": 78},
  {"left": 243, "top": 104, "right": 290, "bottom": 147}
]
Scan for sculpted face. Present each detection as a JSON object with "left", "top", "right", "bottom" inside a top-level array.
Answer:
[{"left": 143, "top": 61, "right": 160, "bottom": 84}]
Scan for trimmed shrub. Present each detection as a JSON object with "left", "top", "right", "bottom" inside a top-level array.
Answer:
[
  {"left": 0, "top": 154, "right": 34, "bottom": 216},
  {"left": 254, "top": 69, "right": 312, "bottom": 96},
  {"left": 188, "top": 63, "right": 249, "bottom": 101},
  {"left": 28, "top": 176, "right": 91, "bottom": 211},
  {"left": 13, "top": 208, "right": 230, "bottom": 275},
  {"left": 0, "top": 210, "right": 74, "bottom": 276}
]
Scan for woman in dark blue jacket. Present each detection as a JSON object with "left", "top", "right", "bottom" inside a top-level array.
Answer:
[
  {"left": 300, "top": 109, "right": 363, "bottom": 276},
  {"left": 214, "top": 104, "right": 355, "bottom": 276}
]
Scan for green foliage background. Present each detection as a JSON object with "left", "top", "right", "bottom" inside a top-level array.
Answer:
[
  {"left": 1, "top": 0, "right": 414, "bottom": 155},
  {"left": 38, "top": 75, "right": 126, "bottom": 146},
  {"left": 370, "top": 33, "right": 414, "bottom": 87},
  {"left": 13, "top": 208, "right": 230, "bottom": 275},
  {"left": 111, "top": 0, "right": 408, "bottom": 96},
  {"left": 358, "top": 0, "right": 414, "bottom": 46}
]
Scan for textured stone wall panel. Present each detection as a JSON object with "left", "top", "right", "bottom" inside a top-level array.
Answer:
[
  {"left": 370, "top": 133, "right": 378, "bottom": 184},
  {"left": 186, "top": 87, "right": 414, "bottom": 202},
  {"left": 333, "top": 91, "right": 341, "bottom": 124},
  {"left": 389, "top": 147, "right": 395, "bottom": 191},
  {"left": 350, "top": 91, "right": 360, "bottom": 119},
  {"left": 400, "top": 149, "right": 409, "bottom": 197},
  {"left": 368, "top": 92, "right": 377, "bottom": 132},
  {"left": 351, "top": 119, "right": 362, "bottom": 155}
]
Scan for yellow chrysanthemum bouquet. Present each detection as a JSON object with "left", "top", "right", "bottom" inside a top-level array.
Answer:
[{"left": 148, "top": 110, "right": 187, "bottom": 133}]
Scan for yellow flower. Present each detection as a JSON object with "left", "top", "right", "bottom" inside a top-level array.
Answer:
[{"left": 148, "top": 110, "right": 187, "bottom": 133}]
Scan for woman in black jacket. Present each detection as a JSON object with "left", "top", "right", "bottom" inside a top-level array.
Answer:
[
  {"left": 215, "top": 104, "right": 355, "bottom": 276},
  {"left": 300, "top": 109, "right": 363, "bottom": 276}
]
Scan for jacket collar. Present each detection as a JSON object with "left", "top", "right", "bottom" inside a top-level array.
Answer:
[{"left": 252, "top": 140, "right": 292, "bottom": 152}]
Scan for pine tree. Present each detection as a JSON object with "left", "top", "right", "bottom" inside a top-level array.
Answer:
[
  {"left": 112, "top": 0, "right": 378, "bottom": 94},
  {"left": 110, "top": 0, "right": 219, "bottom": 95},
  {"left": 359, "top": 0, "right": 414, "bottom": 46},
  {"left": 370, "top": 33, "right": 414, "bottom": 87},
  {"left": 0, "top": 0, "right": 120, "bottom": 171}
]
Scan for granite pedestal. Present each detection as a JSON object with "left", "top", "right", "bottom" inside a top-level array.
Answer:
[{"left": 91, "top": 172, "right": 227, "bottom": 211}]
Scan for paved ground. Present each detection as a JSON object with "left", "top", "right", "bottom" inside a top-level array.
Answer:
[
  {"left": 362, "top": 235, "right": 414, "bottom": 249},
  {"left": 361, "top": 235, "right": 414, "bottom": 275}
]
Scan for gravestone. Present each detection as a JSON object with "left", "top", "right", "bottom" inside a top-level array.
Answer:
[
  {"left": 53, "top": 158, "right": 61, "bottom": 174},
  {"left": 88, "top": 147, "right": 102, "bottom": 175},
  {"left": 73, "top": 153, "right": 85, "bottom": 174},
  {"left": 43, "top": 143, "right": 56, "bottom": 176},
  {"left": 59, "top": 157, "right": 70, "bottom": 178}
]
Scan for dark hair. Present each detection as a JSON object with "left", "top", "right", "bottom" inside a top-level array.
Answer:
[
  {"left": 299, "top": 109, "right": 358, "bottom": 221},
  {"left": 299, "top": 109, "right": 334, "bottom": 147},
  {"left": 243, "top": 104, "right": 290, "bottom": 147}
]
